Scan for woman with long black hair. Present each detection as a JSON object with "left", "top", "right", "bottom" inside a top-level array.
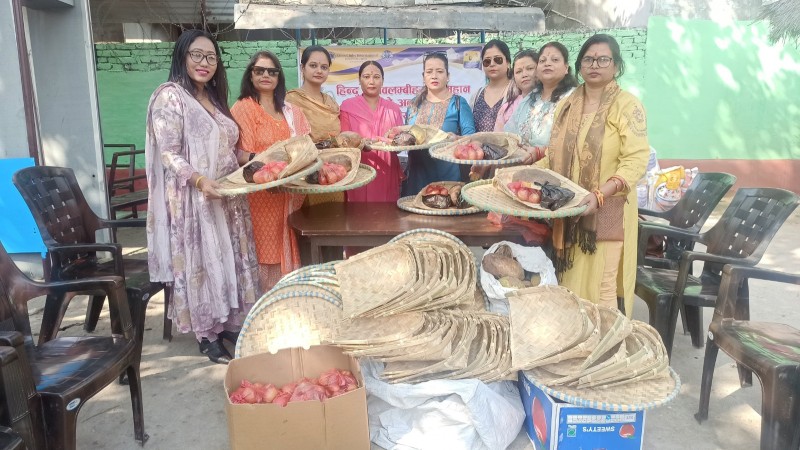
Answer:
[{"left": 144, "top": 30, "right": 259, "bottom": 364}]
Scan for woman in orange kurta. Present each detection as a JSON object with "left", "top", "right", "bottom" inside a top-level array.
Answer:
[{"left": 232, "top": 51, "right": 311, "bottom": 292}]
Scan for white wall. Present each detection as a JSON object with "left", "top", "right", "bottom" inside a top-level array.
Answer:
[
  {"left": 0, "top": 1, "right": 32, "bottom": 157},
  {"left": 25, "top": 0, "right": 109, "bottom": 218}
]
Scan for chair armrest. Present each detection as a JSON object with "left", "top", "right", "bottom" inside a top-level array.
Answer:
[
  {"left": 715, "top": 264, "right": 800, "bottom": 320},
  {"left": 637, "top": 222, "right": 704, "bottom": 266},
  {"left": 638, "top": 207, "right": 670, "bottom": 219},
  {"left": 98, "top": 218, "right": 147, "bottom": 229},
  {"left": 48, "top": 243, "right": 124, "bottom": 277},
  {"left": 0, "top": 332, "right": 24, "bottom": 349},
  {"left": 673, "top": 250, "right": 758, "bottom": 302}
]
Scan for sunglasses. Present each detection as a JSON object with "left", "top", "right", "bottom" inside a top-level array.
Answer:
[
  {"left": 482, "top": 56, "right": 505, "bottom": 67},
  {"left": 252, "top": 67, "right": 280, "bottom": 77}
]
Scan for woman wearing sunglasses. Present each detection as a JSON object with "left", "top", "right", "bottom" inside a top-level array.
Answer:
[
  {"left": 145, "top": 30, "right": 259, "bottom": 364},
  {"left": 231, "top": 51, "right": 312, "bottom": 295},
  {"left": 402, "top": 51, "right": 476, "bottom": 196},
  {"left": 540, "top": 34, "right": 649, "bottom": 314},
  {"left": 470, "top": 40, "right": 513, "bottom": 133}
]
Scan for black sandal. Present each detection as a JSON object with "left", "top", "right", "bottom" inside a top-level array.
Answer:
[{"left": 199, "top": 338, "right": 232, "bottom": 365}]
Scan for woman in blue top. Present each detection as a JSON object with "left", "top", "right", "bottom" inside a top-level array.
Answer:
[{"left": 402, "top": 52, "right": 476, "bottom": 196}]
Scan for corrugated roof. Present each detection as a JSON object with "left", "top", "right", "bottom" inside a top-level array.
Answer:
[{"left": 90, "top": 0, "right": 236, "bottom": 24}]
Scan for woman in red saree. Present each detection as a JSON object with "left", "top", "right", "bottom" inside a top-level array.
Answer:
[{"left": 340, "top": 61, "right": 404, "bottom": 202}]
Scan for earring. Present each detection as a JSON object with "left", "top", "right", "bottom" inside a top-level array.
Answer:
[{"left": 212, "top": 79, "right": 217, "bottom": 87}]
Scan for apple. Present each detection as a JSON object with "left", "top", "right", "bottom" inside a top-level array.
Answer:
[{"left": 528, "top": 189, "right": 542, "bottom": 204}]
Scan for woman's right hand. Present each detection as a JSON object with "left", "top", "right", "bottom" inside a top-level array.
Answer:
[{"left": 198, "top": 177, "right": 223, "bottom": 200}]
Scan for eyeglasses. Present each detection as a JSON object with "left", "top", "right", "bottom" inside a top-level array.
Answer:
[
  {"left": 252, "top": 67, "right": 280, "bottom": 77},
  {"left": 581, "top": 56, "right": 613, "bottom": 68},
  {"left": 482, "top": 56, "right": 505, "bottom": 67},
  {"left": 187, "top": 50, "right": 218, "bottom": 66}
]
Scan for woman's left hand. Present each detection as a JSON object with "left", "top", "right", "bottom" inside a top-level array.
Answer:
[{"left": 578, "top": 192, "right": 599, "bottom": 216}]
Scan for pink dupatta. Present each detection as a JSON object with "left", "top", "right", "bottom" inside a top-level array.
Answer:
[{"left": 340, "top": 95, "right": 404, "bottom": 202}]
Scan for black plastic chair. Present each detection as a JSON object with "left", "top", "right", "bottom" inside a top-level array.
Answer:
[
  {"left": 12, "top": 166, "right": 173, "bottom": 346},
  {"left": 636, "top": 172, "right": 736, "bottom": 329},
  {"left": 0, "top": 240, "right": 147, "bottom": 448},
  {"left": 695, "top": 264, "right": 800, "bottom": 450},
  {"left": 635, "top": 187, "right": 799, "bottom": 358},
  {"left": 638, "top": 172, "right": 736, "bottom": 269}
]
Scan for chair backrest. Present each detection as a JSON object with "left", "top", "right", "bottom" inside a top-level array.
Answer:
[
  {"left": 704, "top": 188, "right": 799, "bottom": 274},
  {"left": 667, "top": 172, "right": 736, "bottom": 231},
  {"left": 12, "top": 166, "right": 100, "bottom": 248}
]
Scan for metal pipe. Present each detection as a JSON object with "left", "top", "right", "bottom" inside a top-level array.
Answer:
[
  {"left": 295, "top": 29, "right": 301, "bottom": 46},
  {"left": 480, "top": 30, "right": 486, "bottom": 43},
  {"left": 311, "top": 28, "right": 316, "bottom": 45},
  {"left": 383, "top": 28, "right": 387, "bottom": 45},
  {"left": 11, "top": 0, "right": 41, "bottom": 165},
  {"left": 456, "top": 30, "right": 462, "bottom": 44}
]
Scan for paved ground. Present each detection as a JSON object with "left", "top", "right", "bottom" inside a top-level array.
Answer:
[{"left": 20, "top": 198, "right": 799, "bottom": 449}]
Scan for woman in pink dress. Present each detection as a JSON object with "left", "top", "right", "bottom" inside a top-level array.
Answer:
[{"left": 340, "top": 61, "right": 404, "bottom": 202}]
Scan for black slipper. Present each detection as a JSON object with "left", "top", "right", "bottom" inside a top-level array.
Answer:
[
  {"left": 218, "top": 330, "right": 240, "bottom": 345},
  {"left": 199, "top": 338, "right": 232, "bottom": 365}
]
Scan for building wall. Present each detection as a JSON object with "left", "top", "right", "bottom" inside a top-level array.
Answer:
[
  {"left": 26, "top": 0, "right": 109, "bottom": 216},
  {"left": 0, "top": 1, "right": 31, "bottom": 157}
]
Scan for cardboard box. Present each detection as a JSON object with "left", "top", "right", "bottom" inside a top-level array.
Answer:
[
  {"left": 224, "top": 345, "right": 370, "bottom": 450},
  {"left": 518, "top": 371, "right": 645, "bottom": 450}
]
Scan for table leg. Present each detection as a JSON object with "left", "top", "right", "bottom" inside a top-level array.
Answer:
[{"left": 310, "top": 240, "right": 323, "bottom": 265}]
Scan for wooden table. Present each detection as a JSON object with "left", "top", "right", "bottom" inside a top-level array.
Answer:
[{"left": 289, "top": 202, "right": 524, "bottom": 263}]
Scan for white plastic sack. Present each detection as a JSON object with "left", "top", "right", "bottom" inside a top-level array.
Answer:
[
  {"left": 362, "top": 360, "right": 525, "bottom": 450},
  {"left": 480, "top": 241, "right": 557, "bottom": 315}
]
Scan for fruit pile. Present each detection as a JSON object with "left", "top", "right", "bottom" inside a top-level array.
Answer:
[
  {"left": 454, "top": 140, "right": 508, "bottom": 161},
  {"left": 243, "top": 161, "right": 288, "bottom": 184},
  {"left": 228, "top": 368, "right": 358, "bottom": 406},
  {"left": 506, "top": 181, "right": 542, "bottom": 204}
]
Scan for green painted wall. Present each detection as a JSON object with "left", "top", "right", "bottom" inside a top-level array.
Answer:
[
  {"left": 96, "top": 20, "right": 800, "bottom": 167},
  {"left": 644, "top": 16, "right": 800, "bottom": 160}
]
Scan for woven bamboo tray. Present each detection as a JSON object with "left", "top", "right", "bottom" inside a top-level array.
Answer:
[
  {"left": 216, "top": 158, "right": 322, "bottom": 196},
  {"left": 525, "top": 367, "right": 682, "bottom": 412},
  {"left": 278, "top": 164, "right": 376, "bottom": 194},
  {"left": 428, "top": 132, "right": 527, "bottom": 166},
  {"left": 396, "top": 196, "right": 481, "bottom": 216},
  {"left": 235, "top": 290, "right": 343, "bottom": 358},
  {"left": 366, "top": 125, "right": 451, "bottom": 152},
  {"left": 461, "top": 179, "right": 588, "bottom": 218}
]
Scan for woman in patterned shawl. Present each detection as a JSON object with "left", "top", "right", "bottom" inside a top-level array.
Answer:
[
  {"left": 231, "top": 51, "right": 311, "bottom": 294},
  {"left": 145, "top": 30, "right": 259, "bottom": 364},
  {"left": 540, "top": 34, "right": 649, "bottom": 314}
]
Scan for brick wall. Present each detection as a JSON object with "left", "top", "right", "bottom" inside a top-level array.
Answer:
[{"left": 93, "top": 28, "right": 648, "bottom": 73}]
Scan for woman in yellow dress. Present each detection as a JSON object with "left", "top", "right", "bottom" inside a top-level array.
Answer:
[
  {"left": 286, "top": 46, "right": 343, "bottom": 206},
  {"left": 541, "top": 34, "right": 649, "bottom": 314}
]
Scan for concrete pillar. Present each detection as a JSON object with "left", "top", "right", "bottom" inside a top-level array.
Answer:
[
  {"left": 0, "top": 1, "right": 31, "bottom": 157},
  {"left": 25, "top": 0, "right": 109, "bottom": 218}
]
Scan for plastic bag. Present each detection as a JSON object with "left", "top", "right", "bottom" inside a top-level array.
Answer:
[
  {"left": 645, "top": 165, "right": 699, "bottom": 212},
  {"left": 362, "top": 360, "right": 524, "bottom": 450},
  {"left": 480, "top": 241, "right": 558, "bottom": 315}
]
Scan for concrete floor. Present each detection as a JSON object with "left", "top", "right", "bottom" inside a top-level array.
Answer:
[{"left": 24, "top": 199, "right": 799, "bottom": 449}]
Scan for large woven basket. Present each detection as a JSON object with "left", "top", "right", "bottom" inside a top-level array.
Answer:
[
  {"left": 493, "top": 166, "right": 590, "bottom": 210},
  {"left": 461, "top": 179, "right": 588, "bottom": 218},
  {"left": 235, "top": 289, "right": 343, "bottom": 357},
  {"left": 429, "top": 132, "right": 527, "bottom": 166},
  {"left": 279, "top": 164, "right": 376, "bottom": 194},
  {"left": 216, "top": 135, "right": 320, "bottom": 195},
  {"left": 367, "top": 124, "right": 450, "bottom": 152}
]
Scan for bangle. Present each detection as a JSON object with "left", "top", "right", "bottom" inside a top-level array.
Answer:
[
  {"left": 608, "top": 175, "right": 627, "bottom": 193},
  {"left": 593, "top": 189, "right": 605, "bottom": 207},
  {"left": 195, "top": 175, "right": 206, "bottom": 190}
]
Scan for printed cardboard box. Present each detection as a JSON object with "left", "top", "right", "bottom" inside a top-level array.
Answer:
[{"left": 519, "top": 371, "right": 645, "bottom": 450}]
